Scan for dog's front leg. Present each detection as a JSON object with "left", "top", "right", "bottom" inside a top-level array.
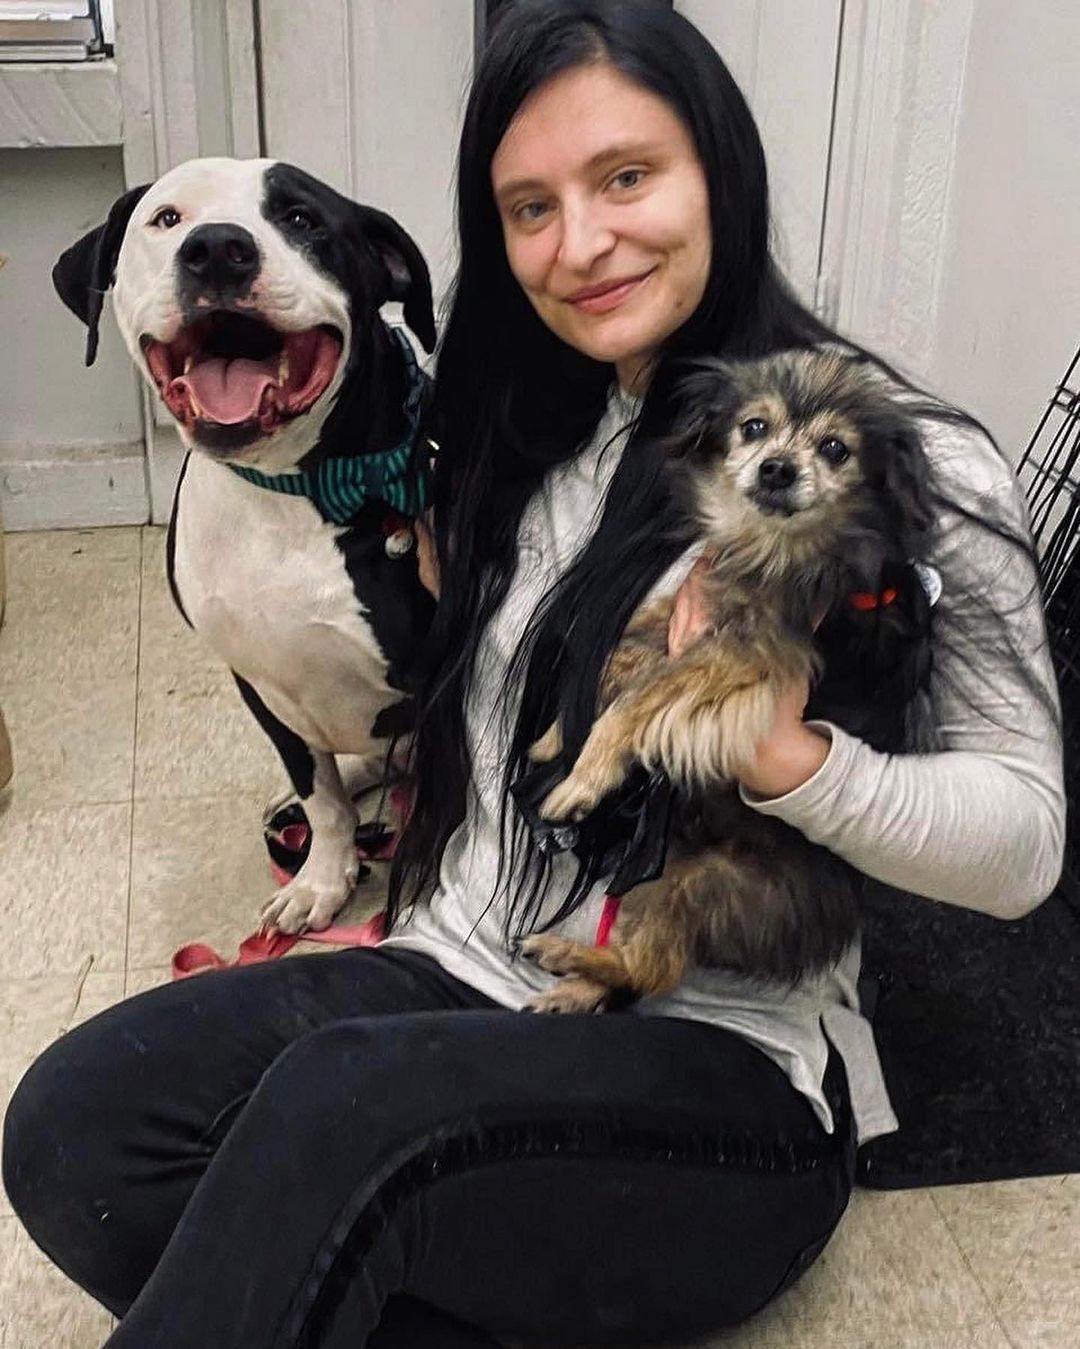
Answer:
[
  {"left": 234, "top": 675, "right": 358, "bottom": 933},
  {"left": 260, "top": 749, "right": 359, "bottom": 933},
  {"left": 538, "top": 700, "right": 638, "bottom": 823}
]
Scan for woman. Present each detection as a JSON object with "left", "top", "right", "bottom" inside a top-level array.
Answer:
[{"left": 3, "top": 3, "right": 1064, "bottom": 1347}]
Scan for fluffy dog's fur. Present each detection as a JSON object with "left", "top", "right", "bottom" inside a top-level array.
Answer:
[{"left": 520, "top": 350, "right": 937, "bottom": 1012}]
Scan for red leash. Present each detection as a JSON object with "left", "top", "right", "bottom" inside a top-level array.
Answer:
[
  {"left": 171, "top": 914, "right": 385, "bottom": 979},
  {"left": 172, "top": 900, "right": 621, "bottom": 978}
]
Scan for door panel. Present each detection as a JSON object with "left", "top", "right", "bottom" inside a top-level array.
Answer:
[
  {"left": 259, "top": 0, "right": 474, "bottom": 309},
  {"left": 677, "top": 0, "right": 843, "bottom": 306}
]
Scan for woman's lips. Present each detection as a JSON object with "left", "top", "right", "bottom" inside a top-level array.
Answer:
[{"left": 565, "top": 269, "right": 655, "bottom": 315}]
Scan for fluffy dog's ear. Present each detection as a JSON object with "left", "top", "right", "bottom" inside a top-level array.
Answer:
[
  {"left": 881, "top": 423, "right": 935, "bottom": 552},
  {"left": 52, "top": 183, "right": 150, "bottom": 367},
  {"left": 354, "top": 205, "right": 436, "bottom": 354},
  {"left": 662, "top": 360, "right": 737, "bottom": 459}
]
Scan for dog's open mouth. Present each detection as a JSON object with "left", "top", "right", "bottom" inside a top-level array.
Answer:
[{"left": 141, "top": 313, "right": 343, "bottom": 437}]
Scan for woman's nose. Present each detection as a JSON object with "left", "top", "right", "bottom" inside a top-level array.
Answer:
[{"left": 556, "top": 201, "right": 616, "bottom": 273}]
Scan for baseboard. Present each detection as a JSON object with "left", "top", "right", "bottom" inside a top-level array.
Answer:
[
  {"left": 0, "top": 441, "right": 148, "bottom": 531},
  {"left": 145, "top": 422, "right": 186, "bottom": 526}
]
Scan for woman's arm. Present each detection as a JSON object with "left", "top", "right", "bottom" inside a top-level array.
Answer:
[
  {"left": 415, "top": 511, "right": 440, "bottom": 597},
  {"left": 672, "top": 422, "right": 1066, "bottom": 919}
]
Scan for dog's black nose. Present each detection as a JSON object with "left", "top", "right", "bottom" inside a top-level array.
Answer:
[
  {"left": 758, "top": 457, "right": 797, "bottom": 490},
  {"left": 178, "top": 224, "right": 260, "bottom": 290}
]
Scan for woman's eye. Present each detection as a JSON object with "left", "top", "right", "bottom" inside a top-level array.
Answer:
[
  {"left": 285, "top": 206, "right": 317, "bottom": 231},
  {"left": 819, "top": 437, "right": 850, "bottom": 466},
  {"left": 150, "top": 207, "right": 181, "bottom": 229},
  {"left": 513, "top": 200, "right": 551, "bottom": 225},
  {"left": 741, "top": 418, "right": 768, "bottom": 441},
  {"left": 611, "top": 168, "right": 645, "bottom": 191}
]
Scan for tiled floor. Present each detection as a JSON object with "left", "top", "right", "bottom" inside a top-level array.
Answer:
[{"left": 0, "top": 525, "right": 1076, "bottom": 1349}]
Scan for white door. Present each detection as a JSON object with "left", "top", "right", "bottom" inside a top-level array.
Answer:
[{"left": 676, "top": 0, "right": 843, "bottom": 309}]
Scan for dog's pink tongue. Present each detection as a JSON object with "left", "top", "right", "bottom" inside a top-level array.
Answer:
[{"left": 172, "top": 357, "right": 276, "bottom": 425}]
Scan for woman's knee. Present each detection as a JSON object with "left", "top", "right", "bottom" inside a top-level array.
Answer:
[
  {"left": 3, "top": 1028, "right": 91, "bottom": 1228},
  {"left": 2, "top": 1010, "right": 158, "bottom": 1314}
]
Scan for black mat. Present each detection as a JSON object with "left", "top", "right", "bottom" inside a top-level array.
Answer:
[{"left": 854, "top": 877, "right": 1080, "bottom": 1189}]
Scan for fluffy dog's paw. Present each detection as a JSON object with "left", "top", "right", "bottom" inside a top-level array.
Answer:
[
  {"left": 525, "top": 979, "right": 610, "bottom": 1014},
  {"left": 260, "top": 877, "right": 350, "bottom": 935},
  {"left": 529, "top": 722, "right": 563, "bottom": 763},
  {"left": 539, "top": 773, "right": 603, "bottom": 823},
  {"left": 518, "top": 933, "right": 584, "bottom": 974}
]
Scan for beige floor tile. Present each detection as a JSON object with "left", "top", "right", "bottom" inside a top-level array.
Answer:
[
  {"left": 704, "top": 1189, "right": 1009, "bottom": 1349},
  {"left": 1, "top": 969, "right": 126, "bottom": 1218},
  {"left": 133, "top": 667, "right": 285, "bottom": 801},
  {"left": 932, "top": 1174, "right": 1062, "bottom": 1306},
  {"left": 0, "top": 803, "right": 130, "bottom": 979},
  {"left": 0, "top": 1217, "right": 114, "bottom": 1348},
  {"left": 0, "top": 675, "right": 135, "bottom": 812},
  {"left": 993, "top": 1174, "right": 1080, "bottom": 1347},
  {"left": 0, "top": 527, "right": 139, "bottom": 687},
  {"left": 127, "top": 792, "right": 390, "bottom": 968},
  {"left": 128, "top": 793, "right": 279, "bottom": 967},
  {"left": 124, "top": 965, "right": 172, "bottom": 998}
]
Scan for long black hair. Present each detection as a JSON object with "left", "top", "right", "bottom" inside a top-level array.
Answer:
[{"left": 387, "top": 0, "right": 1056, "bottom": 934}]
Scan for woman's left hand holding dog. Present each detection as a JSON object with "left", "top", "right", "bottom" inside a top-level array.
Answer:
[{"left": 668, "top": 556, "right": 831, "bottom": 799}]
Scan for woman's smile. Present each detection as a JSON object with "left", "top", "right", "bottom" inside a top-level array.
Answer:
[{"left": 564, "top": 267, "right": 657, "bottom": 314}]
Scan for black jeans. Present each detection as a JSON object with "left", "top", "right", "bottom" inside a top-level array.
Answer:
[{"left": 3, "top": 948, "right": 855, "bottom": 1348}]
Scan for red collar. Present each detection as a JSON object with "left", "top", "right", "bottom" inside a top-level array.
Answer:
[{"left": 849, "top": 586, "right": 898, "bottom": 612}]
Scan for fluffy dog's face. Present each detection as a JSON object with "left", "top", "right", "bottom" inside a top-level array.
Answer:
[
  {"left": 672, "top": 351, "right": 930, "bottom": 575},
  {"left": 53, "top": 158, "right": 435, "bottom": 471}
]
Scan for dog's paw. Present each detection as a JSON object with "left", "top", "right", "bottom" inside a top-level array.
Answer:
[
  {"left": 525, "top": 979, "right": 610, "bottom": 1014},
  {"left": 260, "top": 877, "right": 349, "bottom": 935},
  {"left": 539, "top": 773, "right": 604, "bottom": 823},
  {"left": 518, "top": 933, "right": 586, "bottom": 975},
  {"left": 529, "top": 722, "right": 563, "bottom": 763}
]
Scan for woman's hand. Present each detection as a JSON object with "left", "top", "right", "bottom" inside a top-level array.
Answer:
[
  {"left": 415, "top": 512, "right": 440, "bottom": 598},
  {"left": 735, "top": 680, "right": 831, "bottom": 799},
  {"left": 667, "top": 553, "right": 715, "bottom": 658},
  {"left": 668, "top": 555, "right": 831, "bottom": 799}
]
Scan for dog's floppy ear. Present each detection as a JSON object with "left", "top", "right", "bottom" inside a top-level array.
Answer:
[
  {"left": 353, "top": 204, "right": 436, "bottom": 354},
  {"left": 662, "top": 359, "right": 738, "bottom": 458},
  {"left": 52, "top": 183, "right": 150, "bottom": 367},
  {"left": 881, "top": 422, "right": 935, "bottom": 553}
]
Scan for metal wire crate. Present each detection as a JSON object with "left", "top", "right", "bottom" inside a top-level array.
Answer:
[{"left": 1017, "top": 345, "right": 1080, "bottom": 900}]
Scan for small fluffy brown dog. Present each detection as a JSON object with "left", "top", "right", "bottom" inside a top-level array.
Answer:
[{"left": 520, "top": 350, "right": 936, "bottom": 1012}]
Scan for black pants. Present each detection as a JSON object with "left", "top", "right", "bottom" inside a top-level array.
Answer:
[{"left": 3, "top": 948, "right": 855, "bottom": 1348}]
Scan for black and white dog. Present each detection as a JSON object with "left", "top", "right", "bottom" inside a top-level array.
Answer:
[{"left": 53, "top": 157, "right": 437, "bottom": 933}]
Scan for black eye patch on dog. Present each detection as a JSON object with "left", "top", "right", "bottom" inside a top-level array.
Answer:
[{"left": 261, "top": 163, "right": 436, "bottom": 353}]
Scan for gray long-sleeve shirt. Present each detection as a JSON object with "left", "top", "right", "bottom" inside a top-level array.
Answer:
[{"left": 382, "top": 383, "right": 1065, "bottom": 1144}]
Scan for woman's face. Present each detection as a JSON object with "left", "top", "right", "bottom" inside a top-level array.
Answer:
[{"left": 491, "top": 61, "right": 711, "bottom": 391}]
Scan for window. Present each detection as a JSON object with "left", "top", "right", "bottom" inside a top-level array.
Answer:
[{"left": 0, "top": 0, "right": 111, "bottom": 63}]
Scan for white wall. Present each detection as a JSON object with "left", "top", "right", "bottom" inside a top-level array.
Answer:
[
  {"left": 0, "top": 146, "right": 146, "bottom": 528},
  {"left": 817, "top": 0, "right": 1080, "bottom": 465},
  {"left": 931, "top": 0, "right": 1080, "bottom": 459}
]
